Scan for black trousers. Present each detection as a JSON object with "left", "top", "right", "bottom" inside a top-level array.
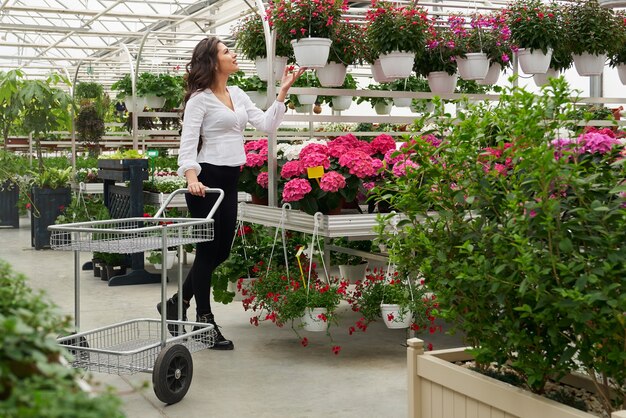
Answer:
[{"left": 181, "top": 163, "right": 240, "bottom": 316}]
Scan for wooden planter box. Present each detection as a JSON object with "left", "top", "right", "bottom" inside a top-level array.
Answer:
[
  {"left": 31, "top": 187, "right": 71, "bottom": 250},
  {"left": 97, "top": 158, "right": 148, "bottom": 182},
  {"left": 407, "top": 338, "right": 626, "bottom": 418},
  {"left": 0, "top": 181, "right": 19, "bottom": 228}
]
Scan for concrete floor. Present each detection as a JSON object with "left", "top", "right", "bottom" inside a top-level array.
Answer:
[{"left": 0, "top": 216, "right": 465, "bottom": 418}]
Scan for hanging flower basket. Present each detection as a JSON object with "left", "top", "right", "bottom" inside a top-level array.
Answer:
[
  {"left": 316, "top": 62, "right": 347, "bottom": 87},
  {"left": 371, "top": 59, "right": 395, "bottom": 83},
  {"left": 295, "top": 104, "right": 313, "bottom": 113},
  {"left": 297, "top": 94, "right": 318, "bottom": 105},
  {"left": 572, "top": 53, "right": 607, "bottom": 77},
  {"left": 123, "top": 96, "right": 148, "bottom": 112},
  {"left": 291, "top": 38, "right": 332, "bottom": 68},
  {"left": 255, "top": 56, "right": 289, "bottom": 82},
  {"left": 144, "top": 94, "right": 166, "bottom": 109},
  {"left": 331, "top": 95, "right": 353, "bottom": 111},
  {"left": 533, "top": 68, "right": 559, "bottom": 87},
  {"left": 379, "top": 51, "right": 415, "bottom": 79},
  {"left": 393, "top": 97, "right": 413, "bottom": 108},
  {"left": 338, "top": 262, "right": 368, "bottom": 283},
  {"left": 477, "top": 62, "right": 502, "bottom": 86},
  {"left": 300, "top": 307, "right": 328, "bottom": 332},
  {"left": 517, "top": 48, "right": 553, "bottom": 74},
  {"left": 427, "top": 71, "right": 458, "bottom": 94},
  {"left": 380, "top": 304, "right": 412, "bottom": 329},
  {"left": 374, "top": 101, "right": 392, "bottom": 115},
  {"left": 618, "top": 64, "right": 626, "bottom": 85},
  {"left": 245, "top": 91, "right": 268, "bottom": 110},
  {"left": 455, "top": 52, "right": 490, "bottom": 81}
]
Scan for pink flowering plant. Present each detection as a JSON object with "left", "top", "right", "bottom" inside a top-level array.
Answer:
[
  {"left": 327, "top": 20, "right": 365, "bottom": 66},
  {"left": 415, "top": 26, "right": 458, "bottom": 76},
  {"left": 449, "top": 12, "right": 512, "bottom": 68},
  {"left": 239, "top": 138, "right": 270, "bottom": 199},
  {"left": 267, "top": 0, "right": 347, "bottom": 41},
  {"left": 373, "top": 78, "right": 626, "bottom": 413},
  {"left": 365, "top": 1, "right": 431, "bottom": 57},
  {"left": 233, "top": 13, "right": 293, "bottom": 60},
  {"left": 281, "top": 134, "right": 386, "bottom": 215},
  {"left": 504, "top": 0, "right": 561, "bottom": 54}
]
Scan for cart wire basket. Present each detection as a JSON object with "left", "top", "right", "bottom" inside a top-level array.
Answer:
[{"left": 49, "top": 187, "right": 224, "bottom": 405}]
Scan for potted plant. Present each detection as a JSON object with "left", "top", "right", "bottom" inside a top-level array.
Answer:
[
  {"left": 388, "top": 75, "right": 429, "bottom": 108},
  {"left": 74, "top": 81, "right": 103, "bottom": 100},
  {"left": 100, "top": 252, "right": 128, "bottom": 281},
  {"left": 356, "top": 83, "right": 393, "bottom": 115},
  {"left": 230, "top": 72, "right": 269, "bottom": 110},
  {"left": 288, "top": 71, "right": 320, "bottom": 110},
  {"left": 318, "top": 73, "right": 358, "bottom": 111},
  {"left": 268, "top": 0, "right": 345, "bottom": 68},
  {"left": 563, "top": 0, "right": 620, "bottom": 76},
  {"left": 610, "top": 11, "right": 626, "bottom": 84},
  {"left": 533, "top": 41, "right": 574, "bottom": 86},
  {"left": 316, "top": 21, "right": 363, "bottom": 87},
  {"left": 415, "top": 26, "right": 459, "bottom": 94},
  {"left": 374, "top": 79, "right": 626, "bottom": 416},
  {"left": 330, "top": 237, "right": 371, "bottom": 283},
  {"left": 76, "top": 103, "right": 105, "bottom": 158},
  {"left": 233, "top": 13, "right": 291, "bottom": 82},
  {"left": 505, "top": 0, "right": 562, "bottom": 74},
  {"left": 111, "top": 74, "right": 140, "bottom": 111},
  {"left": 147, "top": 249, "right": 177, "bottom": 270},
  {"left": 0, "top": 69, "right": 24, "bottom": 152},
  {"left": 365, "top": 1, "right": 430, "bottom": 79},
  {"left": 239, "top": 138, "right": 270, "bottom": 203}
]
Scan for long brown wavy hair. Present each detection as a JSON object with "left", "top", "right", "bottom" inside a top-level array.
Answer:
[{"left": 183, "top": 36, "right": 222, "bottom": 108}]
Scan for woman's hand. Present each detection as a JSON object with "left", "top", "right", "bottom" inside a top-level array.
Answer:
[
  {"left": 277, "top": 66, "right": 307, "bottom": 102},
  {"left": 187, "top": 181, "right": 206, "bottom": 197}
]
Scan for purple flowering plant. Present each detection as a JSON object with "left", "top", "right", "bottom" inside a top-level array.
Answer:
[{"left": 449, "top": 12, "right": 512, "bottom": 68}]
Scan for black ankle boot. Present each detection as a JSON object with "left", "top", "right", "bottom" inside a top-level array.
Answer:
[
  {"left": 196, "top": 313, "right": 234, "bottom": 350},
  {"left": 156, "top": 295, "right": 190, "bottom": 337}
]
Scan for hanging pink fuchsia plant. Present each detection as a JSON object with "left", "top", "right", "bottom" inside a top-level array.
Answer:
[{"left": 320, "top": 171, "right": 346, "bottom": 192}]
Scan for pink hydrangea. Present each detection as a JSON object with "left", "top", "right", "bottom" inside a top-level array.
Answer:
[
  {"left": 327, "top": 134, "right": 359, "bottom": 158},
  {"left": 300, "top": 152, "right": 330, "bottom": 170},
  {"left": 363, "top": 181, "right": 376, "bottom": 191},
  {"left": 371, "top": 158, "right": 384, "bottom": 174},
  {"left": 299, "top": 143, "right": 328, "bottom": 159},
  {"left": 282, "top": 178, "right": 312, "bottom": 202},
  {"left": 578, "top": 132, "right": 620, "bottom": 154},
  {"left": 384, "top": 149, "right": 403, "bottom": 166},
  {"left": 244, "top": 138, "right": 268, "bottom": 152},
  {"left": 338, "top": 150, "right": 377, "bottom": 178},
  {"left": 356, "top": 140, "right": 374, "bottom": 155},
  {"left": 256, "top": 172, "right": 268, "bottom": 188},
  {"left": 281, "top": 160, "right": 303, "bottom": 179},
  {"left": 371, "top": 134, "right": 396, "bottom": 155},
  {"left": 392, "top": 160, "right": 419, "bottom": 177},
  {"left": 245, "top": 153, "right": 267, "bottom": 168},
  {"left": 319, "top": 171, "right": 346, "bottom": 193}
]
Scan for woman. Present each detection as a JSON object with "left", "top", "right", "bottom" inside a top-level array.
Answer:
[{"left": 157, "top": 37, "right": 305, "bottom": 350}]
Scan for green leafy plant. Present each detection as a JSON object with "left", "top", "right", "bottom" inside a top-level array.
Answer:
[
  {"left": 330, "top": 238, "right": 371, "bottom": 265},
  {"left": 98, "top": 149, "right": 144, "bottom": 159},
  {"left": 75, "top": 82, "right": 103, "bottom": 100},
  {"left": 229, "top": 72, "right": 267, "bottom": 92},
  {"left": 233, "top": 13, "right": 292, "bottom": 60},
  {"left": 327, "top": 21, "right": 364, "bottom": 66},
  {"left": 0, "top": 260, "right": 124, "bottom": 417},
  {"left": 563, "top": 0, "right": 620, "bottom": 56},
  {"left": 318, "top": 73, "right": 358, "bottom": 108},
  {"left": 54, "top": 194, "right": 105, "bottom": 224},
  {"left": 111, "top": 74, "right": 132, "bottom": 99},
  {"left": 505, "top": 0, "right": 562, "bottom": 54},
  {"left": 76, "top": 103, "right": 105, "bottom": 157},
  {"left": 30, "top": 167, "right": 73, "bottom": 190},
  {"left": 0, "top": 69, "right": 24, "bottom": 151},
  {"left": 356, "top": 82, "right": 392, "bottom": 107}
]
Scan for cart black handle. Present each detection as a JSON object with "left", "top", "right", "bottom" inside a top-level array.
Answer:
[{"left": 153, "top": 187, "right": 224, "bottom": 220}]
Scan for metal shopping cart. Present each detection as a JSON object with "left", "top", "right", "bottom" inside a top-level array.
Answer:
[{"left": 49, "top": 188, "right": 223, "bottom": 405}]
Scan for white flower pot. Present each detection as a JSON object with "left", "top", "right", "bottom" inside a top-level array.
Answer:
[
  {"left": 379, "top": 51, "right": 415, "bottom": 79},
  {"left": 245, "top": 90, "right": 268, "bottom": 110},
  {"left": 254, "top": 56, "right": 288, "bottom": 82},
  {"left": 617, "top": 64, "right": 626, "bottom": 85},
  {"left": 227, "top": 277, "right": 257, "bottom": 301},
  {"left": 300, "top": 307, "right": 328, "bottom": 332},
  {"left": 291, "top": 38, "right": 332, "bottom": 69},
  {"left": 123, "top": 96, "right": 148, "bottom": 112},
  {"left": 573, "top": 53, "right": 607, "bottom": 76},
  {"left": 338, "top": 262, "right": 368, "bottom": 283},
  {"left": 144, "top": 94, "right": 166, "bottom": 109},
  {"left": 295, "top": 104, "right": 312, "bottom": 113},
  {"left": 297, "top": 94, "right": 317, "bottom": 105},
  {"left": 517, "top": 48, "right": 553, "bottom": 74},
  {"left": 393, "top": 97, "right": 413, "bottom": 107},
  {"left": 331, "top": 95, "right": 353, "bottom": 111},
  {"left": 316, "top": 62, "right": 347, "bottom": 87},
  {"left": 477, "top": 62, "right": 502, "bottom": 85},
  {"left": 410, "top": 100, "right": 434, "bottom": 114},
  {"left": 533, "top": 68, "right": 559, "bottom": 87},
  {"left": 427, "top": 71, "right": 458, "bottom": 94},
  {"left": 152, "top": 250, "right": 176, "bottom": 270},
  {"left": 455, "top": 52, "right": 490, "bottom": 81},
  {"left": 371, "top": 59, "right": 395, "bottom": 83},
  {"left": 381, "top": 304, "right": 412, "bottom": 329},
  {"left": 374, "top": 101, "right": 392, "bottom": 115}
]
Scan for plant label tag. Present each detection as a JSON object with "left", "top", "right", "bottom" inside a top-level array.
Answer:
[
  {"left": 307, "top": 166, "right": 324, "bottom": 179},
  {"left": 147, "top": 149, "right": 159, "bottom": 158}
]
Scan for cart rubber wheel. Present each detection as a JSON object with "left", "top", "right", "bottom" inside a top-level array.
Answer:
[{"left": 152, "top": 344, "right": 193, "bottom": 405}]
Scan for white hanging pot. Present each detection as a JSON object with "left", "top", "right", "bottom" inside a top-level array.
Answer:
[
  {"left": 517, "top": 48, "right": 553, "bottom": 74},
  {"left": 144, "top": 94, "right": 166, "bottom": 109},
  {"left": 374, "top": 101, "right": 392, "bottom": 115},
  {"left": 371, "top": 59, "right": 395, "bottom": 83},
  {"left": 393, "top": 97, "right": 413, "bottom": 107},
  {"left": 455, "top": 52, "right": 490, "bottom": 81},
  {"left": 427, "top": 71, "right": 458, "bottom": 94},
  {"left": 316, "top": 62, "right": 347, "bottom": 87},
  {"left": 380, "top": 304, "right": 413, "bottom": 329},
  {"left": 379, "top": 51, "right": 415, "bottom": 79},
  {"left": 617, "top": 64, "right": 626, "bottom": 85},
  {"left": 331, "top": 95, "right": 353, "bottom": 111},
  {"left": 599, "top": 0, "right": 626, "bottom": 7},
  {"left": 153, "top": 250, "right": 176, "bottom": 270},
  {"left": 410, "top": 100, "right": 434, "bottom": 114},
  {"left": 123, "top": 96, "right": 148, "bottom": 112},
  {"left": 573, "top": 53, "right": 607, "bottom": 76},
  {"left": 300, "top": 307, "right": 328, "bottom": 332},
  {"left": 297, "top": 94, "right": 317, "bottom": 105},
  {"left": 338, "top": 262, "right": 368, "bottom": 283},
  {"left": 291, "top": 38, "right": 332, "bottom": 69},
  {"left": 295, "top": 104, "right": 313, "bottom": 113},
  {"left": 533, "top": 68, "right": 559, "bottom": 87},
  {"left": 255, "top": 56, "right": 289, "bottom": 82},
  {"left": 477, "top": 62, "right": 502, "bottom": 85},
  {"left": 245, "top": 91, "right": 268, "bottom": 110}
]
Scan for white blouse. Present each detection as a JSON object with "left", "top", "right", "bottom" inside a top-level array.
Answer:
[{"left": 177, "top": 86, "right": 286, "bottom": 177}]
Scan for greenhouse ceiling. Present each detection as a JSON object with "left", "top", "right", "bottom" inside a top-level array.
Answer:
[{"left": 0, "top": 0, "right": 510, "bottom": 85}]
